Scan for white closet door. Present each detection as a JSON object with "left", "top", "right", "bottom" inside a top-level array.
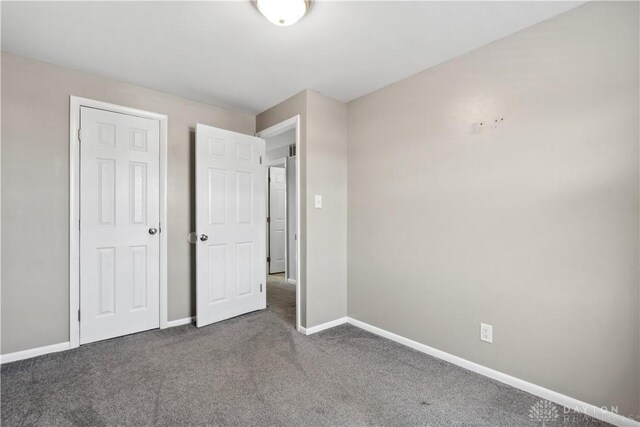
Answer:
[
  {"left": 195, "top": 124, "right": 266, "bottom": 328},
  {"left": 269, "top": 167, "right": 286, "bottom": 274},
  {"left": 80, "top": 107, "right": 160, "bottom": 344}
]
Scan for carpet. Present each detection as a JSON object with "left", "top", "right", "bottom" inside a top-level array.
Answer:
[
  {"left": 1, "top": 277, "right": 609, "bottom": 426},
  {"left": 265, "top": 274, "right": 296, "bottom": 328}
]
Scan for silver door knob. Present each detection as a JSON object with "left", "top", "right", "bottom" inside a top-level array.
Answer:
[
  {"left": 149, "top": 228, "right": 158, "bottom": 235},
  {"left": 199, "top": 234, "right": 208, "bottom": 241}
]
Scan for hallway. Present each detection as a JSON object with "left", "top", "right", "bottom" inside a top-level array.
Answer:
[{"left": 266, "top": 273, "right": 296, "bottom": 328}]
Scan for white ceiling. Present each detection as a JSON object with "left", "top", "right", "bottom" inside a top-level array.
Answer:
[{"left": 1, "top": 1, "right": 584, "bottom": 114}]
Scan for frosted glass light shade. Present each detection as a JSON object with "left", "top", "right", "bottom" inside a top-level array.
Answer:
[{"left": 257, "top": 0, "right": 308, "bottom": 26}]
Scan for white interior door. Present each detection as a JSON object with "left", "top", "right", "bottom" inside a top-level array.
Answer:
[
  {"left": 80, "top": 106, "right": 160, "bottom": 345},
  {"left": 196, "top": 124, "right": 265, "bottom": 328},
  {"left": 269, "top": 166, "right": 286, "bottom": 274}
]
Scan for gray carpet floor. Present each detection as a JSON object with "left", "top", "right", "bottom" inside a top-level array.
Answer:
[
  {"left": 1, "top": 275, "right": 609, "bottom": 426},
  {"left": 265, "top": 273, "right": 296, "bottom": 328}
]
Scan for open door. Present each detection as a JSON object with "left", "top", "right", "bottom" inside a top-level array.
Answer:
[{"left": 195, "top": 124, "right": 266, "bottom": 328}]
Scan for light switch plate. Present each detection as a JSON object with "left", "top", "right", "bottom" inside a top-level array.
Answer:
[{"left": 315, "top": 195, "right": 322, "bottom": 209}]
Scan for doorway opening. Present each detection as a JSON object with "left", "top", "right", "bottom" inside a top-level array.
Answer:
[{"left": 256, "top": 116, "right": 300, "bottom": 331}]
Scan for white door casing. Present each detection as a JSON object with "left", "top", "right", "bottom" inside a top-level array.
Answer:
[
  {"left": 79, "top": 106, "right": 160, "bottom": 344},
  {"left": 195, "top": 124, "right": 266, "bottom": 328},
  {"left": 286, "top": 157, "right": 297, "bottom": 281},
  {"left": 269, "top": 166, "right": 286, "bottom": 274}
]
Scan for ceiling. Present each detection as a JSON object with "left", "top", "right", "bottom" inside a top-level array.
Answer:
[{"left": 1, "top": 1, "right": 584, "bottom": 114}]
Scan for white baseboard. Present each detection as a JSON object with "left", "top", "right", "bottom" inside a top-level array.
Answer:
[
  {"left": 166, "top": 316, "right": 195, "bottom": 328},
  {"left": 299, "top": 316, "right": 348, "bottom": 335},
  {"left": 2, "top": 317, "right": 194, "bottom": 364},
  {"left": 346, "top": 317, "right": 638, "bottom": 427},
  {"left": 0, "top": 342, "right": 70, "bottom": 364},
  {"left": 287, "top": 278, "right": 297, "bottom": 285}
]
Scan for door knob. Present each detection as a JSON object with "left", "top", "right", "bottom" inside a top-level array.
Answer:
[
  {"left": 149, "top": 228, "right": 158, "bottom": 235},
  {"left": 200, "top": 234, "right": 208, "bottom": 241}
]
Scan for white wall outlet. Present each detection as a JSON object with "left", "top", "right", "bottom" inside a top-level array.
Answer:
[
  {"left": 480, "top": 323, "right": 493, "bottom": 343},
  {"left": 314, "top": 194, "right": 322, "bottom": 209}
]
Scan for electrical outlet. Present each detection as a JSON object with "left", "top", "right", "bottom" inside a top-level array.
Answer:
[{"left": 480, "top": 323, "right": 493, "bottom": 343}]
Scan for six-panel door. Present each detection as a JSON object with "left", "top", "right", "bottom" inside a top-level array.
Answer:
[
  {"left": 195, "top": 124, "right": 265, "bottom": 328},
  {"left": 80, "top": 107, "right": 160, "bottom": 344}
]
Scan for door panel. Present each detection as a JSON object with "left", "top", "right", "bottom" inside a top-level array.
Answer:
[
  {"left": 208, "top": 244, "right": 226, "bottom": 303},
  {"left": 80, "top": 107, "right": 160, "bottom": 344},
  {"left": 196, "top": 124, "right": 265, "bottom": 328},
  {"left": 269, "top": 167, "right": 286, "bottom": 273}
]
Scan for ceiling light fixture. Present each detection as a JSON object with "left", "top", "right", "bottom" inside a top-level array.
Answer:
[{"left": 257, "top": 0, "right": 309, "bottom": 27}]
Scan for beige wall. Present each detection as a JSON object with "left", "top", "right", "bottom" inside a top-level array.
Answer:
[
  {"left": 1, "top": 53, "right": 255, "bottom": 354},
  {"left": 305, "top": 91, "right": 348, "bottom": 326},
  {"left": 347, "top": 1, "right": 639, "bottom": 418},
  {"left": 257, "top": 90, "right": 348, "bottom": 328}
]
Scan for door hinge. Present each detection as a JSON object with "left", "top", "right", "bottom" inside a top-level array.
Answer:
[
  {"left": 78, "top": 310, "right": 81, "bottom": 321},
  {"left": 267, "top": 217, "right": 270, "bottom": 223},
  {"left": 260, "top": 283, "right": 263, "bottom": 292},
  {"left": 259, "top": 156, "right": 262, "bottom": 165},
  {"left": 267, "top": 256, "right": 271, "bottom": 263},
  {"left": 78, "top": 128, "right": 82, "bottom": 142}
]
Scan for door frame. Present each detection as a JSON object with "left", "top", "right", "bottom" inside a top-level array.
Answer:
[
  {"left": 256, "top": 116, "right": 301, "bottom": 332},
  {"left": 69, "top": 96, "right": 169, "bottom": 349},
  {"left": 266, "top": 159, "right": 287, "bottom": 278}
]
